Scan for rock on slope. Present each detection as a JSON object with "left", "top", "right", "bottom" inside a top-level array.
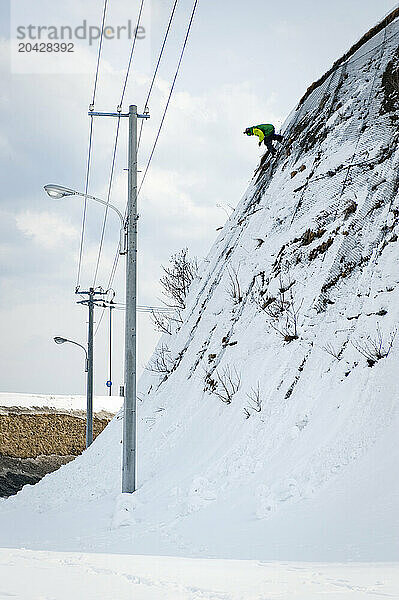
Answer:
[{"left": 0, "top": 10, "right": 398, "bottom": 560}]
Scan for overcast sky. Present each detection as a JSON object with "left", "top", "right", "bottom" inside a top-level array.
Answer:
[{"left": 0, "top": 0, "right": 396, "bottom": 396}]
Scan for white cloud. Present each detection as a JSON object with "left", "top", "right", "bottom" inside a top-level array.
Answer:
[{"left": 15, "top": 210, "right": 78, "bottom": 249}]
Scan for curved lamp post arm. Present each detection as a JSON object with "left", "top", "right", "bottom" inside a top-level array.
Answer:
[
  {"left": 54, "top": 336, "right": 89, "bottom": 372},
  {"left": 44, "top": 184, "right": 127, "bottom": 254},
  {"left": 78, "top": 192, "right": 127, "bottom": 255},
  {"left": 76, "top": 192, "right": 125, "bottom": 227}
]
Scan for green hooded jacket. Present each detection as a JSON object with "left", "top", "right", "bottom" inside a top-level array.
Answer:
[{"left": 247, "top": 123, "right": 275, "bottom": 142}]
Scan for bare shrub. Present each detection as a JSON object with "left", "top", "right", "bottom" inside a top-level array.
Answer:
[
  {"left": 255, "top": 273, "right": 302, "bottom": 342},
  {"left": 150, "top": 309, "right": 182, "bottom": 336},
  {"left": 244, "top": 383, "right": 262, "bottom": 418},
  {"left": 322, "top": 343, "right": 343, "bottom": 361},
  {"left": 160, "top": 248, "right": 198, "bottom": 310},
  {"left": 352, "top": 325, "right": 396, "bottom": 367},
  {"left": 150, "top": 310, "right": 172, "bottom": 335},
  {"left": 205, "top": 366, "right": 241, "bottom": 404},
  {"left": 243, "top": 408, "right": 251, "bottom": 419},
  {"left": 216, "top": 202, "right": 234, "bottom": 217},
  {"left": 146, "top": 344, "right": 173, "bottom": 374},
  {"left": 226, "top": 267, "right": 242, "bottom": 304},
  {"left": 204, "top": 371, "right": 218, "bottom": 394},
  {"left": 151, "top": 248, "right": 198, "bottom": 334}
]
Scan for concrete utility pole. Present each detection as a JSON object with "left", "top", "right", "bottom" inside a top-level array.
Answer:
[
  {"left": 77, "top": 287, "right": 108, "bottom": 447},
  {"left": 87, "top": 288, "right": 94, "bottom": 445},
  {"left": 89, "top": 105, "right": 149, "bottom": 492},
  {"left": 108, "top": 301, "right": 114, "bottom": 397},
  {"left": 123, "top": 104, "right": 138, "bottom": 492}
]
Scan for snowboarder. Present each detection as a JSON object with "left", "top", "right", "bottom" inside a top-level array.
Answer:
[{"left": 244, "top": 124, "right": 283, "bottom": 155}]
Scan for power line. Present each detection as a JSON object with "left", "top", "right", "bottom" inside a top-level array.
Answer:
[
  {"left": 91, "top": 0, "right": 109, "bottom": 108},
  {"left": 137, "top": 0, "right": 179, "bottom": 150},
  {"left": 100, "top": 303, "right": 174, "bottom": 312},
  {"left": 76, "top": 118, "right": 94, "bottom": 292},
  {"left": 94, "top": 0, "right": 182, "bottom": 332},
  {"left": 95, "top": 0, "right": 199, "bottom": 335},
  {"left": 92, "top": 115, "right": 122, "bottom": 286},
  {"left": 76, "top": 0, "right": 109, "bottom": 291},
  {"left": 92, "top": 0, "right": 146, "bottom": 288},
  {"left": 138, "top": 0, "right": 199, "bottom": 197},
  {"left": 119, "top": 0, "right": 146, "bottom": 107},
  {"left": 94, "top": 242, "right": 121, "bottom": 336}
]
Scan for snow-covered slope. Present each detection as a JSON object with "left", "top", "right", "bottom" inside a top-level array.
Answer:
[{"left": 1, "top": 13, "right": 399, "bottom": 561}]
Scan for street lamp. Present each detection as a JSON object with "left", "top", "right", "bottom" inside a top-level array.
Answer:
[
  {"left": 44, "top": 185, "right": 76, "bottom": 199},
  {"left": 53, "top": 336, "right": 88, "bottom": 372},
  {"left": 46, "top": 186, "right": 127, "bottom": 448},
  {"left": 44, "top": 185, "right": 126, "bottom": 254},
  {"left": 53, "top": 335, "right": 94, "bottom": 448}
]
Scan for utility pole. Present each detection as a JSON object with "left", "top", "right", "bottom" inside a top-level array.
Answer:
[
  {"left": 87, "top": 288, "right": 94, "bottom": 445},
  {"left": 123, "top": 104, "right": 138, "bottom": 493},
  {"left": 89, "top": 105, "right": 149, "bottom": 492},
  {"left": 108, "top": 301, "right": 114, "bottom": 397},
  {"left": 77, "top": 287, "right": 108, "bottom": 448}
]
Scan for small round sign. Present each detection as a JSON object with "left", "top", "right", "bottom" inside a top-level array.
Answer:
[{"left": 106, "top": 380, "right": 112, "bottom": 388}]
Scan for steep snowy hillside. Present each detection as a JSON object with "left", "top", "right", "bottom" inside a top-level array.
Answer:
[{"left": 1, "top": 11, "right": 398, "bottom": 561}]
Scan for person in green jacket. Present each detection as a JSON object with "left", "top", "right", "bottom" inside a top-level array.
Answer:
[{"left": 244, "top": 123, "right": 283, "bottom": 155}]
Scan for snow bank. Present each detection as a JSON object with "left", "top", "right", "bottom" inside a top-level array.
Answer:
[{"left": 0, "top": 392, "right": 122, "bottom": 414}]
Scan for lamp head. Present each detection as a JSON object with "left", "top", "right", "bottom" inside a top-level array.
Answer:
[
  {"left": 54, "top": 336, "right": 67, "bottom": 344},
  {"left": 44, "top": 184, "right": 76, "bottom": 199}
]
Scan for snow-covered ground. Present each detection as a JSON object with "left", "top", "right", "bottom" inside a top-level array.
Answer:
[
  {"left": 0, "top": 401, "right": 397, "bottom": 561},
  {"left": 0, "top": 550, "right": 397, "bottom": 600},
  {"left": 0, "top": 392, "right": 122, "bottom": 413}
]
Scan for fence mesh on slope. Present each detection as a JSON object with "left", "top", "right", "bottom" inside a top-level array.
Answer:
[{"left": 256, "top": 18, "right": 399, "bottom": 311}]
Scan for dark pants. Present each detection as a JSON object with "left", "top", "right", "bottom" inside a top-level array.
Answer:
[{"left": 264, "top": 133, "right": 283, "bottom": 154}]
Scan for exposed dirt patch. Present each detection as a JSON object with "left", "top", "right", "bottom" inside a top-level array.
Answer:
[
  {"left": 0, "top": 414, "right": 110, "bottom": 458},
  {"left": 343, "top": 200, "right": 357, "bottom": 219},
  {"left": 297, "top": 228, "right": 326, "bottom": 246},
  {"left": 309, "top": 237, "right": 334, "bottom": 261},
  {"left": 381, "top": 46, "right": 399, "bottom": 118}
]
